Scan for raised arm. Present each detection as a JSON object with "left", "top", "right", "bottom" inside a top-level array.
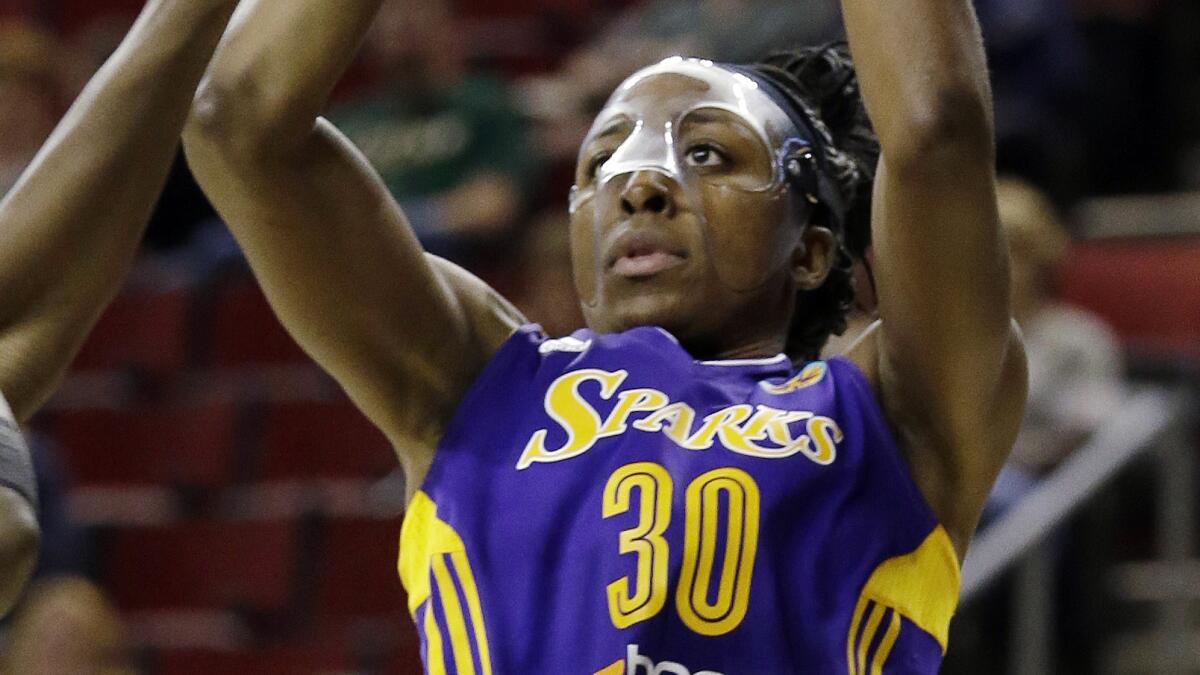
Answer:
[
  {"left": 0, "top": 0, "right": 240, "bottom": 422},
  {"left": 0, "top": 393, "right": 36, "bottom": 617},
  {"left": 183, "top": 1, "right": 522, "bottom": 477},
  {"left": 841, "top": 0, "right": 1027, "bottom": 554},
  {"left": 0, "top": 0, "right": 241, "bottom": 615}
]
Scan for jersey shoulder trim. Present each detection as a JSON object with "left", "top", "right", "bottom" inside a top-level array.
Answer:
[
  {"left": 399, "top": 491, "right": 495, "bottom": 674},
  {"left": 848, "top": 525, "right": 960, "bottom": 657},
  {"left": 399, "top": 491, "right": 465, "bottom": 614}
]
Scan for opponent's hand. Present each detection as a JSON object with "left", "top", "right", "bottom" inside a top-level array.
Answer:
[{"left": 0, "top": 487, "right": 38, "bottom": 617}]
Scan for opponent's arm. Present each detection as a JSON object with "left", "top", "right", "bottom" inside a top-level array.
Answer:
[
  {"left": 183, "top": 1, "right": 523, "bottom": 474},
  {"left": 0, "top": 0, "right": 241, "bottom": 422},
  {"left": 840, "top": 0, "right": 1027, "bottom": 554},
  {"left": 0, "top": 391, "right": 37, "bottom": 617},
  {"left": 0, "top": 487, "right": 37, "bottom": 617}
]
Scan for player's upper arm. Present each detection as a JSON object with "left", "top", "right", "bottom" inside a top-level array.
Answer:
[
  {"left": 837, "top": 0, "right": 1030, "bottom": 555},
  {"left": 184, "top": 113, "right": 524, "bottom": 466},
  {"left": 869, "top": 111, "right": 1028, "bottom": 550}
]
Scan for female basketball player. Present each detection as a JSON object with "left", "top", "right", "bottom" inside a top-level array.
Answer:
[
  {"left": 185, "top": 0, "right": 1026, "bottom": 670},
  {"left": 0, "top": 0, "right": 240, "bottom": 615}
]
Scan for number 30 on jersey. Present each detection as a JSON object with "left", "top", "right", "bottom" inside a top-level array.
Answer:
[{"left": 602, "top": 462, "right": 760, "bottom": 636}]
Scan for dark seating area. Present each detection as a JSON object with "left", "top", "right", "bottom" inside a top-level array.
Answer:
[
  {"left": 31, "top": 266, "right": 418, "bottom": 672},
  {"left": 5, "top": 0, "right": 1199, "bottom": 672}
]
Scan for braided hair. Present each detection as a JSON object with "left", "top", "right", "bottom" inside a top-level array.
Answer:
[{"left": 745, "top": 43, "right": 879, "bottom": 361}]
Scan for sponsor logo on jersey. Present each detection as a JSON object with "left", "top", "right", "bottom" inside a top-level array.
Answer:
[
  {"left": 517, "top": 368, "right": 843, "bottom": 470},
  {"left": 593, "top": 644, "right": 724, "bottom": 675}
]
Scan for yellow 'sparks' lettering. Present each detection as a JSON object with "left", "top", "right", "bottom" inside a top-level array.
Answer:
[
  {"left": 516, "top": 369, "right": 628, "bottom": 469},
  {"left": 517, "top": 369, "right": 844, "bottom": 470}
]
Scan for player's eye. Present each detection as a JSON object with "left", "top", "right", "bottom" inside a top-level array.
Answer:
[
  {"left": 684, "top": 144, "right": 726, "bottom": 168},
  {"left": 587, "top": 152, "right": 612, "bottom": 178}
]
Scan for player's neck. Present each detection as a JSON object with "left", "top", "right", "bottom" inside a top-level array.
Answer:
[{"left": 680, "top": 332, "right": 787, "bottom": 363}]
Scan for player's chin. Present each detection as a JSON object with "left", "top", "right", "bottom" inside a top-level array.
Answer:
[{"left": 595, "top": 281, "right": 705, "bottom": 335}]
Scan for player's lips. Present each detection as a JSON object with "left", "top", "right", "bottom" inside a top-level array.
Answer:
[
  {"left": 607, "top": 231, "right": 688, "bottom": 278},
  {"left": 613, "top": 250, "right": 687, "bottom": 277}
]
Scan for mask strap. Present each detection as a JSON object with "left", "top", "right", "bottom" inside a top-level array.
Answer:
[{"left": 720, "top": 64, "right": 847, "bottom": 233}]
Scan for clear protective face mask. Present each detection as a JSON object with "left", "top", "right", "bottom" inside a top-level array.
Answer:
[
  {"left": 571, "top": 57, "right": 811, "bottom": 210},
  {"left": 570, "top": 57, "right": 818, "bottom": 302}
]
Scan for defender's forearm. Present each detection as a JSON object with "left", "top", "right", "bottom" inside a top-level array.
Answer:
[
  {"left": 191, "top": 0, "right": 385, "bottom": 149},
  {"left": 0, "top": 0, "right": 240, "bottom": 421},
  {"left": 839, "top": 0, "right": 993, "bottom": 162}
]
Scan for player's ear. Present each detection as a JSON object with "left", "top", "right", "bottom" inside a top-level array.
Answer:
[{"left": 791, "top": 225, "right": 835, "bottom": 291}]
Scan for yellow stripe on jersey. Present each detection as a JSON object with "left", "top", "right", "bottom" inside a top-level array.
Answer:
[
  {"left": 870, "top": 610, "right": 902, "bottom": 675},
  {"left": 854, "top": 525, "right": 961, "bottom": 653},
  {"left": 846, "top": 595, "right": 870, "bottom": 675},
  {"left": 847, "top": 604, "right": 903, "bottom": 675},
  {"left": 400, "top": 491, "right": 494, "bottom": 674},
  {"left": 399, "top": 491, "right": 460, "bottom": 615},
  {"left": 424, "top": 604, "right": 447, "bottom": 675},
  {"left": 452, "top": 550, "right": 494, "bottom": 675},
  {"left": 433, "top": 555, "right": 477, "bottom": 675},
  {"left": 855, "top": 602, "right": 886, "bottom": 675}
]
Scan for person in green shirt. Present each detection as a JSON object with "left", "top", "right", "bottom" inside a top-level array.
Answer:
[{"left": 333, "top": 0, "right": 538, "bottom": 257}]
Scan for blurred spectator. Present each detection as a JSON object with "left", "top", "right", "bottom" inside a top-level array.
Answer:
[
  {"left": 510, "top": 210, "right": 585, "bottom": 337},
  {"left": 986, "top": 177, "right": 1124, "bottom": 517},
  {"left": 584, "top": 0, "right": 840, "bottom": 72},
  {"left": 520, "top": 0, "right": 841, "bottom": 165},
  {"left": 522, "top": 0, "right": 1092, "bottom": 191},
  {"left": 0, "top": 21, "right": 64, "bottom": 196},
  {"left": 976, "top": 0, "right": 1090, "bottom": 203},
  {"left": 60, "top": 14, "right": 130, "bottom": 97},
  {"left": 1, "top": 576, "right": 135, "bottom": 675},
  {"left": 1070, "top": 0, "right": 1173, "bottom": 194},
  {"left": 333, "top": 0, "right": 539, "bottom": 259},
  {"left": 1074, "top": 0, "right": 1163, "bottom": 20}
]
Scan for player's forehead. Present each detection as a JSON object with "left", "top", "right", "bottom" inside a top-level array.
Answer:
[{"left": 589, "top": 57, "right": 796, "bottom": 140}]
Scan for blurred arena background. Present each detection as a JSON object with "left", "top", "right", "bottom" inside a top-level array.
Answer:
[{"left": 1, "top": 0, "right": 1199, "bottom": 673}]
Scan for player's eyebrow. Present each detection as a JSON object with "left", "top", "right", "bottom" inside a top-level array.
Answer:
[
  {"left": 679, "top": 108, "right": 765, "bottom": 147},
  {"left": 682, "top": 108, "right": 732, "bottom": 124},
  {"left": 598, "top": 119, "right": 627, "bottom": 137},
  {"left": 585, "top": 116, "right": 631, "bottom": 145},
  {"left": 681, "top": 107, "right": 756, "bottom": 130}
]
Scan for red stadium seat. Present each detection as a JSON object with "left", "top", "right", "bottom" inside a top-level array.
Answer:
[
  {"left": 313, "top": 517, "right": 408, "bottom": 617},
  {"left": 71, "top": 287, "right": 192, "bottom": 373},
  {"left": 206, "top": 279, "right": 310, "bottom": 367},
  {"left": 1058, "top": 239, "right": 1200, "bottom": 358},
  {"left": 52, "top": 404, "right": 239, "bottom": 488},
  {"left": 385, "top": 631, "right": 425, "bottom": 675},
  {"left": 104, "top": 520, "right": 299, "bottom": 613},
  {"left": 155, "top": 645, "right": 349, "bottom": 675},
  {"left": 386, "top": 650, "right": 426, "bottom": 675},
  {"left": 258, "top": 401, "right": 395, "bottom": 482},
  {"left": 54, "top": 0, "right": 142, "bottom": 35}
]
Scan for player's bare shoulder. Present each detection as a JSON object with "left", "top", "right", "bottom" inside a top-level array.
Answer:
[
  {"left": 427, "top": 255, "right": 526, "bottom": 357},
  {"left": 390, "top": 256, "right": 526, "bottom": 491}
]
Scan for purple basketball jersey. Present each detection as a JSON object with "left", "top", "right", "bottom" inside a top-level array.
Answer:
[{"left": 399, "top": 325, "right": 960, "bottom": 674}]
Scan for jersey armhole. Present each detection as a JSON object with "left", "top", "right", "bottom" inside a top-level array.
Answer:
[
  {"left": 406, "top": 324, "right": 549, "bottom": 506},
  {"left": 827, "top": 355, "right": 962, "bottom": 571}
]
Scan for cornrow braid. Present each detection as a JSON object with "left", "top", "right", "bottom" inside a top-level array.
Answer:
[{"left": 744, "top": 43, "right": 880, "bottom": 361}]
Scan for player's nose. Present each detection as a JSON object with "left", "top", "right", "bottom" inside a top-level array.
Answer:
[{"left": 620, "top": 171, "right": 676, "bottom": 217}]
